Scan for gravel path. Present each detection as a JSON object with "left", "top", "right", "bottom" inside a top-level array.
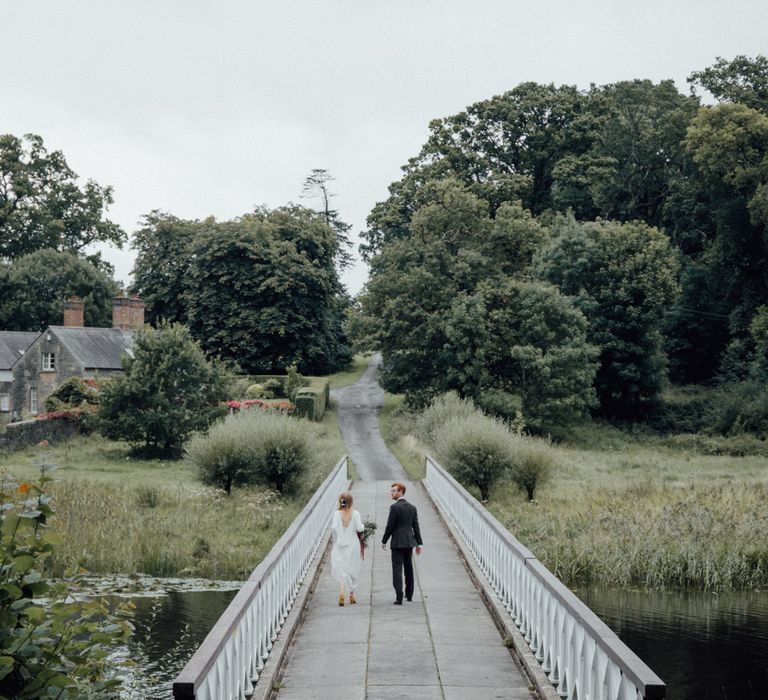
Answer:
[{"left": 331, "top": 353, "right": 408, "bottom": 482}]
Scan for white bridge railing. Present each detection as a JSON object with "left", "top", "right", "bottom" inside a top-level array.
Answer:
[
  {"left": 424, "top": 456, "right": 665, "bottom": 700},
  {"left": 173, "top": 456, "right": 348, "bottom": 700}
]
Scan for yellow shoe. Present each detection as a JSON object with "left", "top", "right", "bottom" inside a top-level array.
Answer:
[
  {"left": 349, "top": 593, "right": 357, "bottom": 605},
  {"left": 338, "top": 594, "right": 345, "bottom": 606}
]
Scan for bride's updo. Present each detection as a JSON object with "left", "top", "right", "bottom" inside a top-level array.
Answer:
[{"left": 338, "top": 491, "right": 354, "bottom": 511}]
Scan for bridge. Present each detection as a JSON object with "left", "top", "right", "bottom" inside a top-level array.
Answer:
[{"left": 173, "top": 357, "right": 665, "bottom": 700}]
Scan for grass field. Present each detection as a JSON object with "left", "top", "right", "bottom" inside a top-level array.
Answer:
[
  {"left": 0, "top": 356, "right": 371, "bottom": 580},
  {"left": 380, "top": 393, "right": 768, "bottom": 591}
]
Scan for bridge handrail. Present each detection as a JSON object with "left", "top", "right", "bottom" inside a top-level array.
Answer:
[
  {"left": 173, "top": 455, "right": 349, "bottom": 700},
  {"left": 424, "top": 455, "right": 665, "bottom": 700}
]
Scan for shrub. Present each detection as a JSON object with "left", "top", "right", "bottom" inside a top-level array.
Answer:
[
  {"left": 261, "top": 377, "right": 284, "bottom": 399},
  {"left": 434, "top": 412, "right": 517, "bottom": 500},
  {"left": 186, "top": 409, "right": 312, "bottom": 494},
  {"left": 245, "top": 383, "right": 265, "bottom": 399},
  {"left": 97, "top": 322, "right": 231, "bottom": 457},
  {"left": 703, "top": 381, "right": 768, "bottom": 437},
  {"left": 476, "top": 389, "right": 525, "bottom": 431},
  {"left": 417, "top": 391, "right": 480, "bottom": 449},
  {"left": 284, "top": 364, "right": 309, "bottom": 401},
  {"left": 44, "top": 377, "right": 100, "bottom": 412},
  {"left": 509, "top": 438, "right": 555, "bottom": 500}
]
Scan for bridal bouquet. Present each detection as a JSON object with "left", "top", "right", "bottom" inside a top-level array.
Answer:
[{"left": 358, "top": 520, "right": 377, "bottom": 559}]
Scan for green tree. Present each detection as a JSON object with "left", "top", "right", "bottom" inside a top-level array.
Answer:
[
  {"left": 481, "top": 279, "right": 598, "bottom": 429},
  {"left": 129, "top": 211, "right": 202, "bottom": 324},
  {"left": 535, "top": 216, "right": 680, "bottom": 416},
  {"left": 300, "top": 168, "right": 354, "bottom": 270},
  {"left": 98, "top": 323, "right": 230, "bottom": 456},
  {"left": 0, "top": 133, "right": 125, "bottom": 261},
  {"left": 184, "top": 206, "right": 351, "bottom": 374},
  {"left": 363, "top": 180, "right": 597, "bottom": 427},
  {"left": 361, "top": 83, "right": 593, "bottom": 259},
  {"left": 0, "top": 249, "right": 118, "bottom": 330},
  {"left": 689, "top": 54, "right": 768, "bottom": 114}
]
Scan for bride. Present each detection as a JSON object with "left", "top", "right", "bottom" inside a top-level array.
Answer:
[{"left": 330, "top": 491, "right": 364, "bottom": 606}]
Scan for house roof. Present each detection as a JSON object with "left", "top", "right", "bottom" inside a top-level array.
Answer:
[
  {"left": 49, "top": 327, "right": 134, "bottom": 369},
  {"left": 0, "top": 331, "right": 40, "bottom": 370}
]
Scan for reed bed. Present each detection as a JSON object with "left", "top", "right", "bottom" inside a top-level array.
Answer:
[{"left": 489, "top": 481, "right": 768, "bottom": 590}]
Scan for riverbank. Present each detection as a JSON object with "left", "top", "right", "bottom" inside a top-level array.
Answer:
[
  {"left": 0, "top": 358, "right": 370, "bottom": 580},
  {"left": 380, "top": 393, "right": 768, "bottom": 590}
]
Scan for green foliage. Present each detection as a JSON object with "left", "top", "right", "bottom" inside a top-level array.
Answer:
[
  {"left": 476, "top": 389, "right": 524, "bottom": 428},
  {"left": 509, "top": 438, "right": 556, "bottom": 501},
  {"left": 416, "top": 391, "right": 479, "bottom": 449},
  {"left": 132, "top": 206, "right": 352, "bottom": 374},
  {"left": 689, "top": 54, "right": 768, "bottom": 114},
  {"left": 187, "top": 409, "right": 312, "bottom": 493},
  {"left": 0, "top": 133, "right": 125, "bottom": 262},
  {"left": 261, "top": 378, "right": 284, "bottom": 399},
  {"left": 97, "top": 323, "right": 231, "bottom": 456},
  {"left": 44, "top": 377, "right": 100, "bottom": 413},
  {"left": 481, "top": 279, "right": 599, "bottom": 430},
  {"left": 245, "top": 383, "right": 265, "bottom": 399},
  {"left": 0, "top": 461, "right": 132, "bottom": 697},
  {"left": 284, "top": 364, "right": 309, "bottom": 401},
  {"left": 433, "top": 412, "right": 517, "bottom": 501},
  {"left": 0, "top": 249, "right": 118, "bottom": 331},
  {"left": 293, "top": 382, "right": 328, "bottom": 422},
  {"left": 703, "top": 381, "right": 768, "bottom": 438},
  {"left": 535, "top": 216, "right": 680, "bottom": 416},
  {"left": 750, "top": 305, "right": 768, "bottom": 379}
]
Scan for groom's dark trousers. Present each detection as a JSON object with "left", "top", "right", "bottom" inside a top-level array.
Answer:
[{"left": 391, "top": 547, "right": 414, "bottom": 602}]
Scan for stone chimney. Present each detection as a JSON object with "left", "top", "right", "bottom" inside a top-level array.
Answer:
[
  {"left": 112, "top": 295, "right": 145, "bottom": 330},
  {"left": 63, "top": 296, "right": 85, "bottom": 327}
]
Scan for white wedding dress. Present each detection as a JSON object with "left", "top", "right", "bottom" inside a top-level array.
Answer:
[{"left": 331, "top": 509, "right": 364, "bottom": 591}]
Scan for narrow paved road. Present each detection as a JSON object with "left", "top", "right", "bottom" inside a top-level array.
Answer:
[
  {"left": 275, "top": 356, "right": 535, "bottom": 699},
  {"left": 331, "top": 352, "right": 407, "bottom": 481}
]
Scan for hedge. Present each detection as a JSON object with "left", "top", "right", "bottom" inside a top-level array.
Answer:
[{"left": 294, "top": 380, "right": 330, "bottom": 421}]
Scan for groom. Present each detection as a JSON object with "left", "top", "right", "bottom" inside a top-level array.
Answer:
[{"left": 381, "top": 481, "right": 422, "bottom": 605}]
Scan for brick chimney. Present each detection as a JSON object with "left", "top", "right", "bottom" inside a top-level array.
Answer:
[
  {"left": 112, "top": 295, "right": 145, "bottom": 330},
  {"left": 63, "top": 296, "right": 85, "bottom": 327}
]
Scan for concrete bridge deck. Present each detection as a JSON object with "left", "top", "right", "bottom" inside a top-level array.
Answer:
[{"left": 273, "top": 356, "right": 535, "bottom": 699}]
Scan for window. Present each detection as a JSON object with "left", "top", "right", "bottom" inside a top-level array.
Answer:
[
  {"left": 42, "top": 353, "right": 56, "bottom": 371},
  {"left": 29, "top": 388, "right": 38, "bottom": 415},
  {"left": 0, "top": 395, "right": 9, "bottom": 412}
]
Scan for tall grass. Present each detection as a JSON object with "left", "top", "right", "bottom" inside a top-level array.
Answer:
[
  {"left": 489, "top": 481, "right": 768, "bottom": 590},
  {"left": 378, "top": 393, "right": 768, "bottom": 591},
  {"left": 0, "top": 406, "right": 348, "bottom": 580}
]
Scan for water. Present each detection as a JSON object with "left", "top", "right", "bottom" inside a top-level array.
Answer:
[
  {"left": 108, "top": 585, "right": 240, "bottom": 699},
  {"left": 577, "top": 587, "right": 768, "bottom": 700},
  {"left": 106, "top": 583, "right": 768, "bottom": 698}
]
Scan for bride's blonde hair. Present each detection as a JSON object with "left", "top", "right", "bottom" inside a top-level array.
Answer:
[{"left": 338, "top": 491, "right": 353, "bottom": 511}]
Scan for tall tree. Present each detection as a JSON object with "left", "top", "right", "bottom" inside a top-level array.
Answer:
[
  {"left": 0, "top": 249, "right": 118, "bottom": 330},
  {"left": 535, "top": 216, "right": 680, "bottom": 416},
  {"left": 301, "top": 169, "right": 354, "bottom": 269},
  {"left": 183, "top": 206, "right": 351, "bottom": 374},
  {"left": 689, "top": 55, "right": 768, "bottom": 114},
  {"left": 361, "top": 83, "right": 593, "bottom": 259},
  {"left": 130, "top": 211, "right": 201, "bottom": 325},
  {"left": 0, "top": 134, "right": 125, "bottom": 261}
]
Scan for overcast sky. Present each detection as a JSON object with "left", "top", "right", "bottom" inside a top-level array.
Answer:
[{"left": 2, "top": 1, "right": 766, "bottom": 295}]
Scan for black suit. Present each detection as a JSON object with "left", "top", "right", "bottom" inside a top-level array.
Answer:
[{"left": 381, "top": 498, "right": 423, "bottom": 602}]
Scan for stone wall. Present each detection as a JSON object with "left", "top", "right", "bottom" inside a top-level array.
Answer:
[{"left": 0, "top": 417, "right": 81, "bottom": 452}]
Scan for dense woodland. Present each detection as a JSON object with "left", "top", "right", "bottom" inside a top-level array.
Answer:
[{"left": 352, "top": 55, "right": 768, "bottom": 433}]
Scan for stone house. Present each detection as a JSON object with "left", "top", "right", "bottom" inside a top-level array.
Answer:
[
  {"left": 0, "top": 331, "right": 41, "bottom": 425},
  {"left": 3, "top": 296, "right": 144, "bottom": 421}
]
